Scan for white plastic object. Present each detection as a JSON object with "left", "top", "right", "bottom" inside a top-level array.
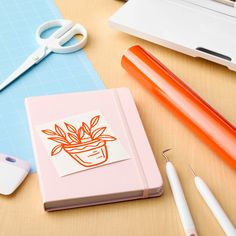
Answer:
[
  {"left": 36, "top": 19, "right": 88, "bottom": 54},
  {"left": 194, "top": 176, "right": 236, "bottom": 236},
  {"left": 109, "top": 0, "right": 236, "bottom": 71},
  {"left": 166, "top": 162, "right": 198, "bottom": 236},
  {"left": 0, "top": 153, "right": 30, "bottom": 195},
  {"left": 0, "top": 19, "right": 88, "bottom": 91}
]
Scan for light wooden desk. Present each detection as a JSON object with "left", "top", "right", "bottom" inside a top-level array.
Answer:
[{"left": 1, "top": 1, "right": 235, "bottom": 235}]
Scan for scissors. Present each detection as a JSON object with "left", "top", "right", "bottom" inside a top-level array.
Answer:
[{"left": 0, "top": 19, "right": 88, "bottom": 91}]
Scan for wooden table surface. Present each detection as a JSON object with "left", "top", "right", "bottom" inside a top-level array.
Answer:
[{"left": 1, "top": 1, "right": 235, "bottom": 235}]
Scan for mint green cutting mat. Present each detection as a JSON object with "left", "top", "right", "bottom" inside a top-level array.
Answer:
[{"left": 0, "top": 0, "right": 105, "bottom": 172}]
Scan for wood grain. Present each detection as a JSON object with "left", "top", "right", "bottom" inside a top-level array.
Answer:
[{"left": 0, "top": 1, "right": 235, "bottom": 235}]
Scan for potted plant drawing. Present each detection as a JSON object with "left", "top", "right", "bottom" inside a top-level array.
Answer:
[{"left": 41, "top": 115, "right": 117, "bottom": 167}]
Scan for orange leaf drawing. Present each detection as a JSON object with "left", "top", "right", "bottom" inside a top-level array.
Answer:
[
  {"left": 42, "top": 115, "right": 117, "bottom": 161},
  {"left": 64, "top": 122, "right": 77, "bottom": 133},
  {"left": 41, "top": 129, "right": 57, "bottom": 136},
  {"left": 99, "top": 135, "right": 117, "bottom": 141},
  {"left": 68, "top": 133, "right": 78, "bottom": 142},
  {"left": 77, "top": 127, "right": 84, "bottom": 139},
  {"left": 90, "top": 115, "right": 100, "bottom": 128},
  {"left": 82, "top": 122, "right": 90, "bottom": 135},
  {"left": 48, "top": 137, "right": 68, "bottom": 144},
  {"left": 51, "top": 144, "right": 63, "bottom": 156},
  {"left": 55, "top": 124, "right": 66, "bottom": 138},
  {"left": 92, "top": 127, "right": 106, "bottom": 139}
]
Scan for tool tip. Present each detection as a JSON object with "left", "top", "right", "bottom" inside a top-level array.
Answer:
[
  {"left": 162, "top": 148, "right": 172, "bottom": 162},
  {"left": 188, "top": 165, "right": 197, "bottom": 177}
]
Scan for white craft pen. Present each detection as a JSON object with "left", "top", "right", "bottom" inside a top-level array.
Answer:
[
  {"left": 162, "top": 149, "right": 198, "bottom": 236},
  {"left": 189, "top": 166, "right": 236, "bottom": 236}
]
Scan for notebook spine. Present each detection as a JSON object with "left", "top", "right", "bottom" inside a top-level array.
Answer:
[{"left": 25, "top": 99, "right": 47, "bottom": 208}]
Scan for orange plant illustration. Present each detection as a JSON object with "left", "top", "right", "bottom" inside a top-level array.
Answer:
[{"left": 41, "top": 115, "right": 117, "bottom": 167}]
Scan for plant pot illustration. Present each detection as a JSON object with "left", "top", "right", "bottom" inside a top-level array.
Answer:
[
  {"left": 63, "top": 139, "right": 108, "bottom": 167},
  {"left": 41, "top": 115, "right": 117, "bottom": 168}
]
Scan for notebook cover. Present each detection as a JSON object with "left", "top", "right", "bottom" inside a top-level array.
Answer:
[{"left": 25, "top": 88, "right": 163, "bottom": 211}]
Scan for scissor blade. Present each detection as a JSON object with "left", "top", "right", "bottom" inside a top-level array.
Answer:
[{"left": 0, "top": 47, "right": 48, "bottom": 91}]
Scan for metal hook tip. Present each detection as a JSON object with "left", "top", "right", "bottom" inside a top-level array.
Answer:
[
  {"left": 188, "top": 165, "right": 197, "bottom": 177},
  {"left": 163, "top": 148, "right": 172, "bottom": 153},
  {"left": 162, "top": 148, "right": 172, "bottom": 162}
]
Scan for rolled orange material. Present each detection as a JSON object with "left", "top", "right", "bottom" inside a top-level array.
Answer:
[{"left": 121, "top": 45, "right": 236, "bottom": 170}]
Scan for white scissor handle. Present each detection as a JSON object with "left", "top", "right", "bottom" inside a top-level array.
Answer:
[{"left": 36, "top": 19, "right": 87, "bottom": 53}]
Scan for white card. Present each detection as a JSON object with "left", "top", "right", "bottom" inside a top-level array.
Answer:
[{"left": 37, "top": 111, "right": 130, "bottom": 177}]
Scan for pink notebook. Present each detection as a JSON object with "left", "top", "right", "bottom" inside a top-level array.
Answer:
[{"left": 25, "top": 88, "right": 163, "bottom": 211}]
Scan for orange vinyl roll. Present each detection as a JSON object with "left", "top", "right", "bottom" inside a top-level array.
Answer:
[{"left": 121, "top": 45, "right": 236, "bottom": 170}]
